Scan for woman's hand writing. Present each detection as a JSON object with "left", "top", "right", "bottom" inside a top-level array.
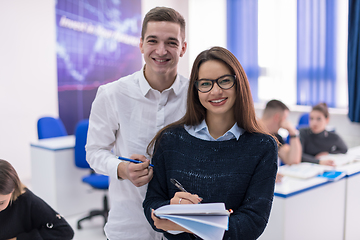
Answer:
[{"left": 170, "top": 192, "right": 202, "bottom": 205}]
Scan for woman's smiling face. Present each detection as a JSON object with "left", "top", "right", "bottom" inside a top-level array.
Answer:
[{"left": 197, "top": 60, "right": 236, "bottom": 119}]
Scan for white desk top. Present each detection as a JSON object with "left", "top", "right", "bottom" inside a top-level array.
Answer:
[
  {"left": 275, "top": 145, "right": 360, "bottom": 198},
  {"left": 337, "top": 162, "right": 360, "bottom": 176},
  {"left": 274, "top": 176, "right": 328, "bottom": 198},
  {"left": 30, "top": 135, "right": 75, "bottom": 151},
  {"left": 348, "top": 145, "right": 360, "bottom": 155},
  {"left": 334, "top": 146, "right": 360, "bottom": 176}
]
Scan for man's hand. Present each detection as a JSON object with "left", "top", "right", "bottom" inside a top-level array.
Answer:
[
  {"left": 117, "top": 154, "right": 153, "bottom": 187},
  {"left": 280, "top": 120, "right": 297, "bottom": 135}
]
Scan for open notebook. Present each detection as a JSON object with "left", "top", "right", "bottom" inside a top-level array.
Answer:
[
  {"left": 154, "top": 202, "right": 230, "bottom": 240},
  {"left": 278, "top": 162, "right": 346, "bottom": 181},
  {"left": 278, "top": 162, "right": 327, "bottom": 179},
  {"left": 319, "top": 153, "right": 360, "bottom": 166}
]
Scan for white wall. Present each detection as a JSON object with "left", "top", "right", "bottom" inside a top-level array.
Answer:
[
  {"left": 0, "top": 0, "right": 58, "bottom": 182},
  {"left": 188, "top": 0, "right": 227, "bottom": 70}
]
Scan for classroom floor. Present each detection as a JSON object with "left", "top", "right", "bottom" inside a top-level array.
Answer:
[{"left": 66, "top": 213, "right": 107, "bottom": 240}]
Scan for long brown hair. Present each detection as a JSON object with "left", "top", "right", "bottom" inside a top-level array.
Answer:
[
  {"left": 147, "top": 46, "right": 272, "bottom": 156},
  {"left": 0, "top": 159, "right": 24, "bottom": 202}
]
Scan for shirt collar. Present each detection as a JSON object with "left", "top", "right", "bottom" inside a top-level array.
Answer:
[
  {"left": 139, "top": 65, "right": 182, "bottom": 97},
  {"left": 139, "top": 66, "right": 152, "bottom": 96},
  {"left": 195, "top": 119, "right": 244, "bottom": 141}
]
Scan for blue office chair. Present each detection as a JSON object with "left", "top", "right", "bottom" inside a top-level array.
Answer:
[
  {"left": 37, "top": 116, "right": 68, "bottom": 139},
  {"left": 297, "top": 113, "right": 310, "bottom": 129},
  {"left": 74, "top": 119, "right": 109, "bottom": 230}
]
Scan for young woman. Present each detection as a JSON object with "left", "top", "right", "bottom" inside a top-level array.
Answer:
[
  {"left": 300, "top": 103, "right": 348, "bottom": 166},
  {"left": 143, "top": 47, "right": 278, "bottom": 240},
  {"left": 0, "top": 159, "right": 74, "bottom": 240}
]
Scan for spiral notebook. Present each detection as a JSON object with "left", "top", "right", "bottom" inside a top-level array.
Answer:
[{"left": 154, "top": 202, "right": 230, "bottom": 240}]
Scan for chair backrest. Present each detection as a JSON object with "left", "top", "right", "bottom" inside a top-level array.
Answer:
[
  {"left": 74, "top": 119, "right": 91, "bottom": 169},
  {"left": 37, "top": 117, "right": 68, "bottom": 139},
  {"left": 298, "top": 113, "right": 310, "bottom": 126}
]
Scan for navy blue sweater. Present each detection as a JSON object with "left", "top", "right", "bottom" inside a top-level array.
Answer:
[{"left": 143, "top": 125, "right": 278, "bottom": 240}]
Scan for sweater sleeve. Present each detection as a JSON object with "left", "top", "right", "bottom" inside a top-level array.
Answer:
[
  {"left": 18, "top": 191, "right": 74, "bottom": 240},
  {"left": 224, "top": 136, "right": 278, "bottom": 240},
  {"left": 143, "top": 138, "right": 171, "bottom": 233},
  {"left": 301, "top": 153, "right": 320, "bottom": 164},
  {"left": 332, "top": 134, "right": 348, "bottom": 154},
  {"left": 143, "top": 134, "right": 215, "bottom": 240},
  {"left": 299, "top": 129, "right": 320, "bottom": 164},
  {"left": 86, "top": 85, "right": 122, "bottom": 179}
]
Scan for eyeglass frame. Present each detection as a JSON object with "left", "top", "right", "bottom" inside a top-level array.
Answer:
[{"left": 194, "top": 74, "right": 236, "bottom": 93}]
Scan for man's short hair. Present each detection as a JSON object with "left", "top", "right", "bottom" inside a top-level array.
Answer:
[
  {"left": 263, "top": 99, "right": 289, "bottom": 117},
  {"left": 265, "top": 99, "right": 289, "bottom": 111},
  {"left": 141, "top": 7, "right": 186, "bottom": 41}
]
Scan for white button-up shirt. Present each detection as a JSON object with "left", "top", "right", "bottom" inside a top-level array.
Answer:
[{"left": 86, "top": 69, "right": 189, "bottom": 240}]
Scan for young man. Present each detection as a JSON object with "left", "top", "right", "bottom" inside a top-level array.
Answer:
[
  {"left": 260, "top": 99, "right": 302, "bottom": 166},
  {"left": 86, "top": 7, "right": 188, "bottom": 240}
]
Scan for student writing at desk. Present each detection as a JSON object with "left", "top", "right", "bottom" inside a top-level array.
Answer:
[
  {"left": 0, "top": 159, "right": 74, "bottom": 240},
  {"left": 143, "top": 47, "right": 278, "bottom": 240},
  {"left": 300, "top": 102, "right": 348, "bottom": 166}
]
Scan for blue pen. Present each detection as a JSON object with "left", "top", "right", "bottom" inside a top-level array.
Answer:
[{"left": 118, "top": 156, "right": 154, "bottom": 167}]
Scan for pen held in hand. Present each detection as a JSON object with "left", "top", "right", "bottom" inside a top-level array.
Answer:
[
  {"left": 118, "top": 156, "right": 154, "bottom": 167},
  {"left": 170, "top": 178, "right": 188, "bottom": 192},
  {"left": 170, "top": 178, "right": 202, "bottom": 204}
]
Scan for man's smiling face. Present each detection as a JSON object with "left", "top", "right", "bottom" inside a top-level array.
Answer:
[{"left": 139, "top": 21, "right": 186, "bottom": 80}]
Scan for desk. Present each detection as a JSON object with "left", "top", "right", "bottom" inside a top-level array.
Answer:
[
  {"left": 337, "top": 146, "right": 360, "bottom": 240},
  {"left": 259, "top": 177, "right": 346, "bottom": 240},
  {"left": 31, "top": 135, "right": 105, "bottom": 217},
  {"left": 259, "top": 146, "right": 360, "bottom": 240}
]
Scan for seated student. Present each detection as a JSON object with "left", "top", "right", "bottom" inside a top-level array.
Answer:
[
  {"left": 260, "top": 99, "right": 302, "bottom": 165},
  {"left": 0, "top": 159, "right": 74, "bottom": 240},
  {"left": 260, "top": 100, "right": 302, "bottom": 183},
  {"left": 299, "top": 103, "right": 348, "bottom": 166},
  {"left": 143, "top": 46, "right": 278, "bottom": 240}
]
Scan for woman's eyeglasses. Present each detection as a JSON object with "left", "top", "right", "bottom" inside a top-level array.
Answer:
[{"left": 194, "top": 74, "right": 236, "bottom": 93}]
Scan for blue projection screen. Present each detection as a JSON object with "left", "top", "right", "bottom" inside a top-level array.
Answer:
[{"left": 56, "top": 0, "right": 142, "bottom": 134}]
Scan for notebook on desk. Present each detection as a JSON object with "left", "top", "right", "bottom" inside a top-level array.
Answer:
[
  {"left": 319, "top": 153, "right": 359, "bottom": 166},
  {"left": 318, "top": 171, "right": 346, "bottom": 181},
  {"left": 278, "top": 162, "right": 328, "bottom": 179}
]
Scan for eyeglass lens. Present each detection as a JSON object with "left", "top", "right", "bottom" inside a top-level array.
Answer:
[{"left": 196, "top": 75, "right": 235, "bottom": 93}]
